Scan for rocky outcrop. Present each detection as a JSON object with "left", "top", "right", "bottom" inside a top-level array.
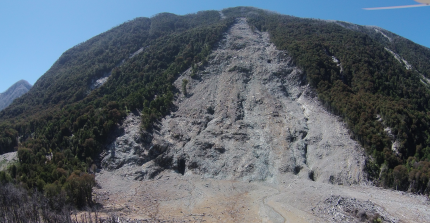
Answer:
[
  {"left": 101, "top": 113, "right": 148, "bottom": 170},
  {"left": 0, "top": 152, "right": 17, "bottom": 171},
  {"left": 101, "top": 18, "right": 367, "bottom": 185},
  {"left": 90, "top": 47, "right": 147, "bottom": 92},
  {"left": 0, "top": 80, "right": 32, "bottom": 111},
  {"left": 312, "top": 195, "right": 396, "bottom": 222}
]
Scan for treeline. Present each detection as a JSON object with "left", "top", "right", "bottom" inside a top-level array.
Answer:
[
  {"left": 0, "top": 182, "right": 124, "bottom": 222},
  {"left": 223, "top": 7, "right": 430, "bottom": 193},
  {"left": 0, "top": 183, "right": 74, "bottom": 222},
  {"left": 0, "top": 124, "right": 18, "bottom": 154},
  {"left": 0, "top": 10, "right": 234, "bottom": 209},
  {"left": 341, "top": 22, "right": 430, "bottom": 79}
]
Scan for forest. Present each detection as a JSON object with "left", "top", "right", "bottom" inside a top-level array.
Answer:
[
  {"left": 1, "top": 7, "right": 430, "bottom": 219},
  {"left": 224, "top": 7, "right": 430, "bottom": 192},
  {"left": 0, "top": 10, "right": 234, "bottom": 214}
]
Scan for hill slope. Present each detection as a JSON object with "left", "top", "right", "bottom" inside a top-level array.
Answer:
[
  {"left": 105, "top": 18, "right": 367, "bottom": 185},
  {"left": 93, "top": 16, "right": 429, "bottom": 223},
  {"left": 1, "top": 6, "right": 430, "bottom": 222},
  {"left": 0, "top": 80, "right": 31, "bottom": 111},
  {"left": 226, "top": 7, "right": 430, "bottom": 191}
]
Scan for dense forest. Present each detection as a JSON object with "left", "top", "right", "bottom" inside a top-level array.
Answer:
[
  {"left": 224, "top": 7, "right": 430, "bottom": 192},
  {"left": 2, "top": 7, "right": 430, "bottom": 217},
  {"left": 0, "top": 10, "right": 234, "bottom": 210}
]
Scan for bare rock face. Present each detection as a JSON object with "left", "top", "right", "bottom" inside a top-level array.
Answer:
[
  {"left": 102, "top": 18, "right": 367, "bottom": 185},
  {"left": 101, "top": 113, "right": 148, "bottom": 170},
  {"left": 95, "top": 18, "right": 430, "bottom": 223}
]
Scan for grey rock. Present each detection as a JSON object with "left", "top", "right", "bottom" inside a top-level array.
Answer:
[
  {"left": 102, "top": 18, "right": 367, "bottom": 186},
  {"left": 101, "top": 113, "right": 151, "bottom": 170},
  {"left": 0, "top": 80, "right": 32, "bottom": 111},
  {"left": 312, "top": 195, "right": 397, "bottom": 223}
]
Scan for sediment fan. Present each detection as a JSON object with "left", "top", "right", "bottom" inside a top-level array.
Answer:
[{"left": 364, "top": 0, "right": 430, "bottom": 10}]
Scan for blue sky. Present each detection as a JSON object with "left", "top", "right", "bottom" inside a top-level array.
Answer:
[{"left": 0, "top": 0, "right": 429, "bottom": 93}]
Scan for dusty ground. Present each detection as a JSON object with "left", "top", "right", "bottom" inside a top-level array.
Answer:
[{"left": 94, "top": 169, "right": 430, "bottom": 222}]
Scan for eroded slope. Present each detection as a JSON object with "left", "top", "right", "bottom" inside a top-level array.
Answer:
[
  {"left": 104, "top": 18, "right": 366, "bottom": 185},
  {"left": 95, "top": 18, "right": 430, "bottom": 222}
]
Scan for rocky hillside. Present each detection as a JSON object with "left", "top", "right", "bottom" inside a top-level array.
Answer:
[
  {"left": 1, "top": 7, "right": 430, "bottom": 222},
  {"left": 93, "top": 18, "right": 430, "bottom": 222},
  {"left": 102, "top": 18, "right": 366, "bottom": 185},
  {"left": 0, "top": 80, "right": 31, "bottom": 111}
]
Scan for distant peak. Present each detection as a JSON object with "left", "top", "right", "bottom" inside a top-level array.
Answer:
[
  {"left": 0, "top": 79, "right": 32, "bottom": 111},
  {"left": 3, "top": 80, "right": 32, "bottom": 93}
]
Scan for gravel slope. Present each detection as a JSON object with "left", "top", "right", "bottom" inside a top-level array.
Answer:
[{"left": 94, "top": 18, "right": 430, "bottom": 222}]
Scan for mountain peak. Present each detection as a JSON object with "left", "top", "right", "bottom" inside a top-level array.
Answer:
[{"left": 0, "top": 79, "right": 32, "bottom": 111}]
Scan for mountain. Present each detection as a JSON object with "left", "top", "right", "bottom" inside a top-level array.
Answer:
[
  {"left": 0, "top": 80, "right": 32, "bottom": 111},
  {"left": 1, "top": 7, "right": 430, "bottom": 222}
]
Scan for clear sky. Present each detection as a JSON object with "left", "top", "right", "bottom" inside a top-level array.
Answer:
[{"left": 1, "top": 0, "right": 429, "bottom": 93}]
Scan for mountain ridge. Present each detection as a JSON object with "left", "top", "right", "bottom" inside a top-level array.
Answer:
[
  {"left": 92, "top": 16, "right": 429, "bottom": 222},
  {"left": 1, "top": 7, "right": 430, "bottom": 222},
  {"left": 0, "top": 79, "right": 32, "bottom": 111}
]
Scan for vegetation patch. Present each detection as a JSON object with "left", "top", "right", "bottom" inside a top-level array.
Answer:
[
  {"left": 224, "top": 6, "right": 430, "bottom": 192},
  {"left": 0, "top": 10, "right": 234, "bottom": 209}
]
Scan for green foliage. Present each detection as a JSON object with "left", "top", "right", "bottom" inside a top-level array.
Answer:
[
  {"left": 0, "top": 124, "right": 18, "bottom": 154},
  {"left": 0, "top": 10, "right": 233, "bottom": 208},
  {"left": 3, "top": 7, "right": 430, "bottom": 209},
  {"left": 182, "top": 79, "right": 189, "bottom": 95},
  {"left": 223, "top": 7, "right": 430, "bottom": 192},
  {"left": 64, "top": 171, "right": 95, "bottom": 208},
  {"left": 0, "top": 171, "right": 11, "bottom": 183},
  {"left": 0, "top": 183, "right": 73, "bottom": 222}
]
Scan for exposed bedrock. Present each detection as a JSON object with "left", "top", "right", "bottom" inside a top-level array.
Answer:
[{"left": 101, "top": 18, "right": 367, "bottom": 185}]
